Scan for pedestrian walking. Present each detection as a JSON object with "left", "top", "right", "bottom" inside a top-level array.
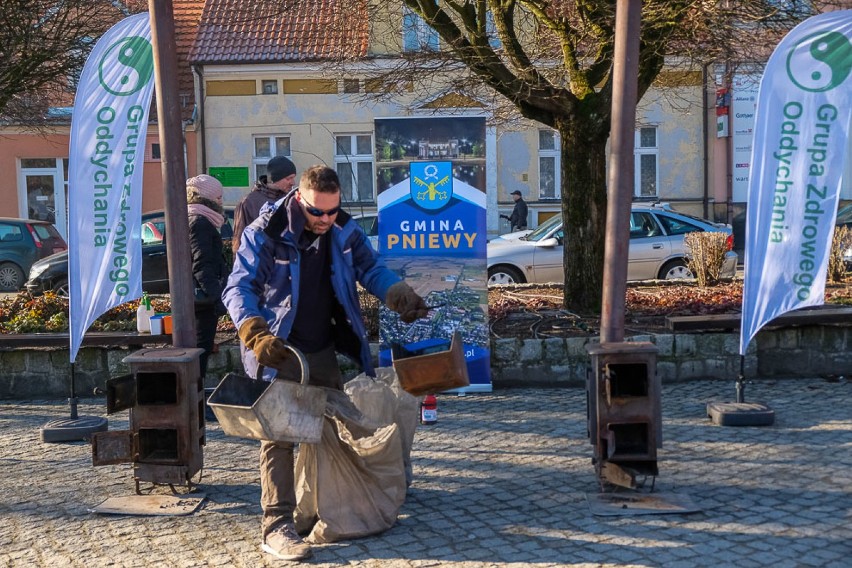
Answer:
[{"left": 501, "top": 189, "right": 528, "bottom": 231}]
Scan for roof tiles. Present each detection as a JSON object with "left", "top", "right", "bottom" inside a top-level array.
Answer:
[
  {"left": 173, "top": 0, "right": 206, "bottom": 120},
  {"left": 189, "top": 0, "right": 369, "bottom": 64}
]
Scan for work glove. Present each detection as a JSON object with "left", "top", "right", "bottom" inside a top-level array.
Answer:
[
  {"left": 386, "top": 281, "right": 430, "bottom": 323},
  {"left": 237, "top": 316, "right": 293, "bottom": 368}
]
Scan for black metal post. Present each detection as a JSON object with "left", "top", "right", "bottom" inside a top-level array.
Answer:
[
  {"left": 69, "top": 362, "right": 78, "bottom": 420},
  {"left": 736, "top": 355, "right": 746, "bottom": 403}
]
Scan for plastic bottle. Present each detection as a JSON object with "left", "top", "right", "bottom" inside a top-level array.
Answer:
[
  {"left": 136, "top": 292, "right": 154, "bottom": 333},
  {"left": 420, "top": 394, "right": 437, "bottom": 425}
]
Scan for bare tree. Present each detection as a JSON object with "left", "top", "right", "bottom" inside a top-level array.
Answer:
[
  {"left": 0, "top": 0, "right": 138, "bottom": 129},
  {"left": 330, "top": 0, "right": 839, "bottom": 311}
]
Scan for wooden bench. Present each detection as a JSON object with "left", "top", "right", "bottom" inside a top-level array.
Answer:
[
  {"left": 666, "top": 306, "right": 852, "bottom": 332},
  {"left": 0, "top": 332, "right": 172, "bottom": 349}
]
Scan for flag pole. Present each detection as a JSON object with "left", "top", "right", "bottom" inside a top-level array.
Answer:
[{"left": 736, "top": 355, "right": 746, "bottom": 404}]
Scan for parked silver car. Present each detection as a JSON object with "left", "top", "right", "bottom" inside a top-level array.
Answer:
[{"left": 487, "top": 204, "right": 738, "bottom": 284}]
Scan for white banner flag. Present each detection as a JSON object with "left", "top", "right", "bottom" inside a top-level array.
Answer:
[
  {"left": 68, "top": 13, "right": 155, "bottom": 362},
  {"left": 740, "top": 11, "right": 852, "bottom": 355}
]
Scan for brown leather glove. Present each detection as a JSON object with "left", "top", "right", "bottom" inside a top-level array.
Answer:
[
  {"left": 385, "top": 281, "right": 430, "bottom": 323},
  {"left": 237, "top": 316, "right": 293, "bottom": 368}
]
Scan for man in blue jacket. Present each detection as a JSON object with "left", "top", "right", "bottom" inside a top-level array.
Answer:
[{"left": 222, "top": 165, "right": 427, "bottom": 561}]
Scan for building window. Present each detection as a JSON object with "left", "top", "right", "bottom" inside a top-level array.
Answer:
[
  {"left": 282, "top": 79, "right": 337, "bottom": 94},
  {"left": 253, "top": 135, "right": 291, "bottom": 182},
  {"left": 261, "top": 80, "right": 278, "bottom": 95},
  {"left": 335, "top": 134, "right": 374, "bottom": 203},
  {"left": 765, "top": 1, "right": 811, "bottom": 20},
  {"left": 486, "top": 11, "right": 502, "bottom": 49},
  {"left": 634, "top": 127, "right": 658, "bottom": 198},
  {"left": 20, "top": 158, "right": 56, "bottom": 168},
  {"left": 538, "top": 129, "right": 560, "bottom": 200},
  {"left": 342, "top": 79, "right": 361, "bottom": 94},
  {"left": 206, "top": 80, "right": 256, "bottom": 96},
  {"left": 143, "top": 140, "right": 161, "bottom": 162},
  {"left": 403, "top": 6, "right": 439, "bottom": 52}
]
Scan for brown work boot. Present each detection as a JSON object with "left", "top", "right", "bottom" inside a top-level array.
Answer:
[{"left": 261, "top": 523, "right": 312, "bottom": 561}]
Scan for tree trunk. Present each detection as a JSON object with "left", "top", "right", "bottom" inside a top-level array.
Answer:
[{"left": 558, "top": 118, "right": 609, "bottom": 313}]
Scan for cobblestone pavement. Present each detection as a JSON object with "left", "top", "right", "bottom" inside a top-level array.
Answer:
[{"left": 1, "top": 378, "right": 851, "bottom": 567}]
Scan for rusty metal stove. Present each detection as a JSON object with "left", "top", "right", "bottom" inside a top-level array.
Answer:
[
  {"left": 92, "top": 347, "right": 205, "bottom": 493},
  {"left": 586, "top": 341, "right": 661, "bottom": 489}
]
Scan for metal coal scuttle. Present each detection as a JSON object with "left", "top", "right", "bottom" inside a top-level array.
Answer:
[{"left": 91, "top": 347, "right": 206, "bottom": 493}]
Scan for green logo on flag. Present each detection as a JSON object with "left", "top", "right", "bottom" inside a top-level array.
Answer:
[
  {"left": 786, "top": 31, "right": 852, "bottom": 92},
  {"left": 97, "top": 36, "right": 154, "bottom": 96}
]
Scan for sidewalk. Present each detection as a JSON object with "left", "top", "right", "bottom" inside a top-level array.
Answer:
[{"left": 1, "top": 378, "right": 850, "bottom": 567}]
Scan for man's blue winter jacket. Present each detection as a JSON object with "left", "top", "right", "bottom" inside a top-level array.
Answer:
[{"left": 222, "top": 194, "right": 399, "bottom": 380}]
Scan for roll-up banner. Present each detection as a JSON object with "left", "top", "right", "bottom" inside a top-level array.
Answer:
[
  {"left": 740, "top": 11, "right": 852, "bottom": 355},
  {"left": 375, "top": 117, "right": 491, "bottom": 392},
  {"left": 68, "top": 13, "right": 155, "bottom": 362}
]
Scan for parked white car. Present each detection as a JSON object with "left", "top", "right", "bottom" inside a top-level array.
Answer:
[
  {"left": 352, "top": 213, "right": 379, "bottom": 250},
  {"left": 487, "top": 204, "right": 738, "bottom": 284}
]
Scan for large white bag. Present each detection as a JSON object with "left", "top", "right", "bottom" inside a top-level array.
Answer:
[
  {"left": 294, "top": 369, "right": 418, "bottom": 543},
  {"left": 344, "top": 368, "right": 419, "bottom": 485}
]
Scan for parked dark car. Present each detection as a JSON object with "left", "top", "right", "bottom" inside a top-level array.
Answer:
[
  {"left": 25, "top": 208, "right": 233, "bottom": 297},
  {"left": 837, "top": 202, "right": 852, "bottom": 271},
  {"left": 0, "top": 218, "right": 67, "bottom": 292}
]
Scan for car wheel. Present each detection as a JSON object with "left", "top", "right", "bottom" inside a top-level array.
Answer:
[
  {"left": 659, "top": 259, "right": 694, "bottom": 280},
  {"left": 488, "top": 265, "right": 525, "bottom": 285},
  {"left": 0, "top": 262, "right": 24, "bottom": 292},
  {"left": 52, "top": 279, "right": 70, "bottom": 298}
]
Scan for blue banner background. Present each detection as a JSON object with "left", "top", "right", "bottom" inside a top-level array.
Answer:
[{"left": 375, "top": 117, "right": 490, "bottom": 391}]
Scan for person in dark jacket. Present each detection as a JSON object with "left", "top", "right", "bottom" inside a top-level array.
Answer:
[
  {"left": 186, "top": 174, "right": 229, "bottom": 378},
  {"left": 501, "top": 189, "right": 529, "bottom": 232},
  {"left": 222, "top": 165, "right": 428, "bottom": 562},
  {"left": 232, "top": 155, "right": 298, "bottom": 256}
]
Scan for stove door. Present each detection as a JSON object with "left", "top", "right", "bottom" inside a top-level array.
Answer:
[
  {"left": 106, "top": 374, "right": 136, "bottom": 414},
  {"left": 91, "top": 430, "right": 135, "bottom": 465}
]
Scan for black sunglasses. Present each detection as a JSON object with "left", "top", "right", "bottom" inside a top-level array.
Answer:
[{"left": 300, "top": 193, "right": 341, "bottom": 217}]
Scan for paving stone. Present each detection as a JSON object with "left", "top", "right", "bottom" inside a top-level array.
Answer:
[{"left": 1, "top": 378, "right": 850, "bottom": 567}]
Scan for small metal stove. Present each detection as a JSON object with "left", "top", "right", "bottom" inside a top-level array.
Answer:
[
  {"left": 586, "top": 341, "right": 661, "bottom": 489},
  {"left": 92, "top": 347, "right": 205, "bottom": 493}
]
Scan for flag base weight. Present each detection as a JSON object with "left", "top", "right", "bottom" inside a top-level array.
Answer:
[
  {"left": 40, "top": 392, "right": 108, "bottom": 443},
  {"left": 707, "top": 359, "right": 775, "bottom": 426},
  {"left": 707, "top": 401, "right": 775, "bottom": 427},
  {"left": 41, "top": 415, "right": 108, "bottom": 443}
]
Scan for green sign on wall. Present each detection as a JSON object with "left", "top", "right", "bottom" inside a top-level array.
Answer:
[{"left": 209, "top": 167, "right": 249, "bottom": 187}]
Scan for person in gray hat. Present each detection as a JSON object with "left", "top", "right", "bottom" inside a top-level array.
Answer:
[
  {"left": 232, "top": 155, "right": 298, "bottom": 256},
  {"left": 501, "top": 189, "right": 528, "bottom": 232}
]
